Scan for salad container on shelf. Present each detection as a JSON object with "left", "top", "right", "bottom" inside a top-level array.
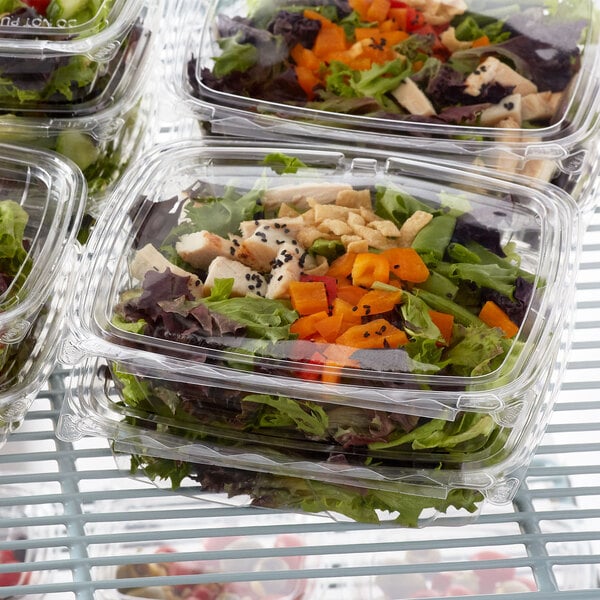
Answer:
[
  {"left": 0, "top": 81, "right": 154, "bottom": 213},
  {"left": 174, "top": 0, "right": 600, "bottom": 210},
  {"left": 60, "top": 334, "right": 565, "bottom": 526},
  {"left": 0, "top": 0, "right": 157, "bottom": 116},
  {"left": 0, "top": 142, "right": 84, "bottom": 429},
  {"left": 85, "top": 495, "right": 316, "bottom": 600},
  {"left": 58, "top": 139, "right": 578, "bottom": 526}
]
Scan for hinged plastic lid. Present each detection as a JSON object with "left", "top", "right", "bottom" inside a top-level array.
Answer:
[
  {"left": 0, "top": 142, "right": 85, "bottom": 333},
  {"left": 186, "top": 0, "right": 598, "bottom": 156},
  {"left": 69, "top": 141, "right": 577, "bottom": 409}
]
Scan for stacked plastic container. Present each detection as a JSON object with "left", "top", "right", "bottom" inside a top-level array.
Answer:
[
  {"left": 58, "top": 139, "right": 579, "bottom": 526},
  {"left": 0, "top": 0, "right": 161, "bottom": 214},
  {"left": 0, "top": 143, "right": 84, "bottom": 446},
  {"left": 171, "top": 0, "right": 600, "bottom": 219}
]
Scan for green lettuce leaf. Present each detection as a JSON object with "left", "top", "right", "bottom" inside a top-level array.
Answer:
[
  {"left": 0, "top": 199, "right": 31, "bottom": 289},
  {"left": 130, "top": 454, "right": 483, "bottom": 527},
  {"left": 45, "top": 56, "right": 97, "bottom": 102},
  {"left": 203, "top": 285, "right": 298, "bottom": 342},
  {"left": 401, "top": 291, "right": 444, "bottom": 343},
  {"left": 242, "top": 394, "right": 329, "bottom": 439},
  {"left": 374, "top": 185, "right": 433, "bottom": 228},
  {"left": 262, "top": 153, "right": 307, "bottom": 174},
  {"left": 444, "top": 323, "right": 507, "bottom": 376},
  {"left": 213, "top": 34, "right": 259, "bottom": 77},
  {"left": 172, "top": 187, "right": 263, "bottom": 240},
  {"left": 325, "top": 58, "right": 411, "bottom": 105}
]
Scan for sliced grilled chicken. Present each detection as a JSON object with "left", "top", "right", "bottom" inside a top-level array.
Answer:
[
  {"left": 176, "top": 230, "right": 241, "bottom": 270},
  {"left": 266, "top": 243, "right": 308, "bottom": 300},
  {"left": 464, "top": 57, "right": 538, "bottom": 97},
  {"left": 236, "top": 223, "right": 301, "bottom": 271},
  {"left": 204, "top": 256, "right": 267, "bottom": 297},
  {"left": 130, "top": 243, "right": 203, "bottom": 298}
]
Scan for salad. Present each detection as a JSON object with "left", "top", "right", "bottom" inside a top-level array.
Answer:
[
  {"left": 0, "top": 0, "right": 113, "bottom": 26},
  {"left": 0, "top": 0, "right": 147, "bottom": 114},
  {"left": 97, "top": 154, "right": 552, "bottom": 525},
  {"left": 0, "top": 199, "right": 36, "bottom": 386},
  {"left": 195, "top": 0, "right": 588, "bottom": 132},
  {"left": 114, "top": 535, "right": 307, "bottom": 600},
  {"left": 114, "top": 162, "right": 536, "bottom": 384}
]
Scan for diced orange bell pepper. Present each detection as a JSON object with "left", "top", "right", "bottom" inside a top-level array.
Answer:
[
  {"left": 315, "top": 313, "right": 345, "bottom": 343},
  {"left": 472, "top": 35, "right": 490, "bottom": 48},
  {"left": 294, "top": 65, "right": 321, "bottom": 100},
  {"left": 289, "top": 281, "right": 330, "bottom": 316},
  {"left": 291, "top": 44, "right": 321, "bottom": 72},
  {"left": 332, "top": 297, "right": 363, "bottom": 325},
  {"left": 336, "top": 318, "right": 409, "bottom": 349},
  {"left": 351, "top": 252, "right": 390, "bottom": 287},
  {"left": 479, "top": 301, "right": 519, "bottom": 338},
  {"left": 428, "top": 309, "right": 454, "bottom": 345},
  {"left": 327, "top": 252, "right": 358, "bottom": 281},
  {"left": 313, "top": 24, "right": 348, "bottom": 58},
  {"left": 336, "top": 284, "right": 368, "bottom": 306},
  {"left": 382, "top": 247, "right": 429, "bottom": 283},
  {"left": 354, "top": 288, "right": 403, "bottom": 317},
  {"left": 348, "top": 0, "right": 371, "bottom": 21},
  {"left": 366, "top": 0, "right": 391, "bottom": 23},
  {"left": 290, "top": 310, "right": 330, "bottom": 339}
]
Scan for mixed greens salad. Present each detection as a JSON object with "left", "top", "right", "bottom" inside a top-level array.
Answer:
[
  {"left": 127, "top": 453, "right": 484, "bottom": 526},
  {"left": 0, "top": 0, "right": 146, "bottom": 114},
  {"left": 114, "top": 164, "right": 536, "bottom": 383},
  {"left": 0, "top": 199, "right": 35, "bottom": 384},
  {"left": 115, "top": 534, "right": 308, "bottom": 599},
  {"left": 103, "top": 157, "right": 545, "bottom": 525},
  {"left": 197, "top": 0, "right": 588, "bottom": 130}
]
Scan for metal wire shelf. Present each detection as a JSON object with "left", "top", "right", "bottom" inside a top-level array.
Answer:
[
  {"left": 0, "top": 207, "right": 597, "bottom": 600},
  {"left": 1, "top": 0, "right": 599, "bottom": 594}
]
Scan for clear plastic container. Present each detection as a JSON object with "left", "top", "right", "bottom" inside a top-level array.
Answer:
[
  {"left": 0, "top": 142, "right": 84, "bottom": 342},
  {"left": 86, "top": 496, "right": 315, "bottom": 600},
  {"left": 0, "top": 0, "right": 158, "bottom": 115},
  {"left": 58, "top": 139, "right": 577, "bottom": 526},
  {"left": 0, "top": 88, "right": 153, "bottom": 210},
  {"left": 58, "top": 335, "right": 563, "bottom": 526},
  {"left": 64, "top": 140, "right": 578, "bottom": 407},
  {"left": 0, "top": 143, "right": 84, "bottom": 428},
  {"left": 0, "top": 0, "right": 132, "bottom": 38},
  {"left": 173, "top": 0, "right": 600, "bottom": 208},
  {"left": 0, "top": 252, "right": 77, "bottom": 432}
]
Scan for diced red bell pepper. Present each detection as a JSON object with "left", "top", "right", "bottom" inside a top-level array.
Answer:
[{"left": 23, "top": 0, "right": 51, "bottom": 14}]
